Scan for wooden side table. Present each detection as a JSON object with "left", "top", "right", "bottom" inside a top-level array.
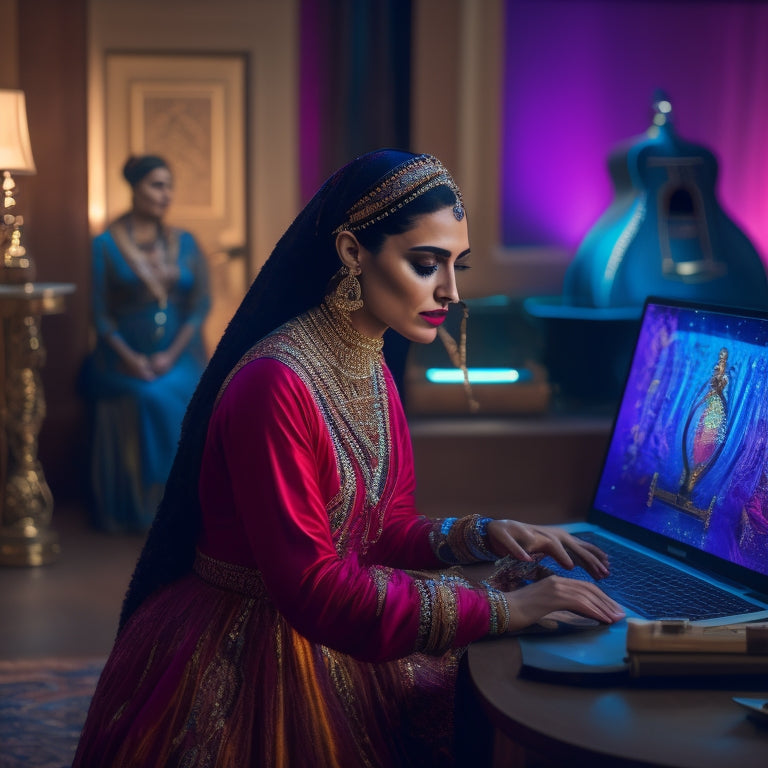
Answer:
[{"left": 0, "top": 282, "right": 76, "bottom": 566}]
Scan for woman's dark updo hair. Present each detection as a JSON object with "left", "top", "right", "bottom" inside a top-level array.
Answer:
[{"left": 123, "top": 154, "right": 170, "bottom": 187}]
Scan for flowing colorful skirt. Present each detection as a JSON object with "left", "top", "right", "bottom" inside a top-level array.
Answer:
[{"left": 72, "top": 555, "right": 462, "bottom": 767}]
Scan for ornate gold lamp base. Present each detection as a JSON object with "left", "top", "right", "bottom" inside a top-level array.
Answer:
[
  {"left": 0, "top": 282, "right": 75, "bottom": 566},
  {"left": 0, "top": 525, "right": 60, "bottom": 566}
]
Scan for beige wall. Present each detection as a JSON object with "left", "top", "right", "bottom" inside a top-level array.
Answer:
[{"left": 413, "top": 0, "right": 505, "bottom": 299}]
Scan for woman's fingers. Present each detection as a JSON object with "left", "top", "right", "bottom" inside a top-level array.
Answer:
[
  {"left": 566, "top": 583, "right": 624, "bottom": 623},
  {"left": 504, "top": 576, "right": 625, "bottom": 631},
  {"left": 537, "top": 535, "right": 575, "bottom": 569},
  {"left": 489, "top": 525, "right": 534, "bottom": 561},
  {"left": 510, "top": 527, "right": 580, "bottom": 571},
  {"left": 487, "top": 522, "right": 611, "bottom": 579},
  {"left": 564, "top": 540, "right": 611, "bottom": 579},
  {"left": 518, "top": 527, "right": 611, "bottom": 579},
  {"left": 555, "top": 577, "right": 624, "bottom": 622}
]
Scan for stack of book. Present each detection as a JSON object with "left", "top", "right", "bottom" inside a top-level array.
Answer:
[{"left": 625, "top": 618, "right": 768, "bottom": 677}]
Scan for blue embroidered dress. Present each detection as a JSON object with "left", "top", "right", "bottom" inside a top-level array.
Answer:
[{"left": 83, "top": 219, "right": 210, "bottom": 532}]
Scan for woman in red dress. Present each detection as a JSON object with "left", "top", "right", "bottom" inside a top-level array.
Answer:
[{"left": 73, "top": 149, "right": 622, "bottom": 767}]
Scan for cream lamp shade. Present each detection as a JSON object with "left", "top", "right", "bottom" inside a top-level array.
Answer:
[{"left": 0, "top": 89, "right": 35, "bottom": 174}]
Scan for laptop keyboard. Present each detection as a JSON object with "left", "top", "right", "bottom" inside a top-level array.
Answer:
[{"left": 539, "top": 531, "right": 763, "bottom": 621}]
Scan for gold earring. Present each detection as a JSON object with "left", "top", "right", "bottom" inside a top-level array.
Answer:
[{"left": 328, "top": 265, "right": 363, "bottom": 313}]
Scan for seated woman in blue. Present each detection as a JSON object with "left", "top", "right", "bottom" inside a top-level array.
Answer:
[{"left": 83, "top": 154, "right": 210, "bottom": 532}]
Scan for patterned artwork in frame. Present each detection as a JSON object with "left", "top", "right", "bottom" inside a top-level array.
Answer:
[{"left": 104, "top": 53, "right": 246, "bottom": 258}]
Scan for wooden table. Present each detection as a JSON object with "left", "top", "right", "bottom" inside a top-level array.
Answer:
[{"left": 467, "top": 633, "right": 768, "bottom": 767}]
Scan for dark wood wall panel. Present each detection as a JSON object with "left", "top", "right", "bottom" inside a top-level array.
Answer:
[{"left": 18, "top": 0, "right": 91, "bottom": 503}]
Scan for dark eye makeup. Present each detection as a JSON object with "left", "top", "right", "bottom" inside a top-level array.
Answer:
[
  {"left": 412, "top": 262, "right": 439, "bottom": 277},
  {"left": 408, "top": 246, "right": 471, "bottom": 278}
]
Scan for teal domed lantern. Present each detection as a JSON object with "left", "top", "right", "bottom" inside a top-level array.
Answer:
[{"left": 525, "top": 91, "right": 768, "bottom": 406}]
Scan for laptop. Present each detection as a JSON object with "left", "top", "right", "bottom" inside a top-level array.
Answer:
[{"left": 519, "top": 296, "right": 768, "bottom": 674}]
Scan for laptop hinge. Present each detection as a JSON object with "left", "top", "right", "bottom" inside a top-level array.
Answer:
[{"left": 744, "top": 591, "right": 768, "bottom": 606}]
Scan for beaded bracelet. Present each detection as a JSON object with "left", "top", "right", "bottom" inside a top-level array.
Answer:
[
  {"left": 429, "top": 514, "right": 498, "bottom": 564},
  {"left": 482, "top": 581, "right": 511, "bottom": 636}
]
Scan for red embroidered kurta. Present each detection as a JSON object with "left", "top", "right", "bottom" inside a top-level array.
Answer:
[{"left": 73, "top": 307, "right": 505, "bottom": 768}]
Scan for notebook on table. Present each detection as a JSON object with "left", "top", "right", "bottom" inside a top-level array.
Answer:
[{"left": 520, "top": 296, "right": 768, "bottom": 676}]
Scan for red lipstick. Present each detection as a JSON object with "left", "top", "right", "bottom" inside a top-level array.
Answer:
[{"left": 419, "top": 309, "right": 448, "bottom": 327}]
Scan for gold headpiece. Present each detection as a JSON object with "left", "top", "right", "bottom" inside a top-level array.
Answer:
[{"left": 333, "top": 154, "right": 465, "bottom": 235}]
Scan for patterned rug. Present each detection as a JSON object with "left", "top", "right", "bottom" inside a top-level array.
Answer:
[{"left": 0, "top": 657, "right": 104, "bottom": 768}]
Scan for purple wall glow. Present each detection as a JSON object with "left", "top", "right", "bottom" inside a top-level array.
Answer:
[
  {"left": 300, "top": 0, "right": 324, "bottom": 203},
  {"left": 502, "top": 0, "right": 768, "bottom": 263}
]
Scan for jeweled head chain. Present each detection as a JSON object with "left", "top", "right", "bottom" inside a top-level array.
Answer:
[
  {"left": 330, "top": 154, "right": 478, "bottom": 413},
  {"left": 332, "top": 154, "right": 465, "bottom": 235}
]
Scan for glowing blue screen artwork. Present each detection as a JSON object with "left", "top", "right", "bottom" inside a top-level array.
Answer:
[{"left": 594, "top": 301, "right": 768, "bottom": 577}]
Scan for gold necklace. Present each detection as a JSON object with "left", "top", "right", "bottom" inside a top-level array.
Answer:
[
  {"left": 110, "top": 216, "right": 181, "bottom": 339},
  {"left": 309, "top": 301, "right": 384, "bottom": 378}
]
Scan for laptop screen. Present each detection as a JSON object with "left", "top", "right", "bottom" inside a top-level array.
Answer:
[{"left": 592, "top": 297, "right": 768, "bottom": 580}]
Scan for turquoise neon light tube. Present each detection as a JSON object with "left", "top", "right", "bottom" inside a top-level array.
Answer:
[{"left": 425, "top": 368, "right": 531, "bottom": 384}]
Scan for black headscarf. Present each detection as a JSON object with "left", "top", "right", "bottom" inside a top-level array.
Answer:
[
  {"left": 123, "top": 154, "right": 170, "bottom": 186},
  {"left": 119, "top": 148, "right": 427, "bottom": 629}
]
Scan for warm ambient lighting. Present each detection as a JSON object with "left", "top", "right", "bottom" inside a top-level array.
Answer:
[
  {"left": 426, "top": 367, "right": 532, "bottom": 384},
  {"left": 0, "top": 89, "right": 36, "bottom": 283}
]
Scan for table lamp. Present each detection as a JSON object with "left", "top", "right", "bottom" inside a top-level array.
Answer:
[{"left": 0, "top": 89, "right": 36, "bottom": 283}]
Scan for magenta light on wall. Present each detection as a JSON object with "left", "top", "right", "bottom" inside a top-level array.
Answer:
[
  {"left": 501, "top": 0, "right": 768, "bottom": 263},
  {"left": 300, "top": 0, "right": 324, "bottom": 203}
]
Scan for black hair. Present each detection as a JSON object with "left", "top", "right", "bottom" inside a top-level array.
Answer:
[
  {"left": 123, "top": 154, "right": 170, "bottom": 187},
  {"left": 354, "top": 185, "right": 459, "bottom": 254}
]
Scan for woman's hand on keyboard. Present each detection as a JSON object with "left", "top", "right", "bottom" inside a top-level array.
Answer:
[
  {"left": 503, "top": 576, "right": 626, "bottom": 629},
  {"left": 486, "top": 520, "right": 611, "bottom": 580}
]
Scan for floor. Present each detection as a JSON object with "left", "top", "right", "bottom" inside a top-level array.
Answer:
[{"left": 0, "top": 505, "right": 145, "bottom": 660}]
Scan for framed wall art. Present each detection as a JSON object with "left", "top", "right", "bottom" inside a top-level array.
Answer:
[{"left": 103, "top": 52, "right": 247, "bottom": 259}]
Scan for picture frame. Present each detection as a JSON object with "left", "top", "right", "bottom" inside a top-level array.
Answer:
[{"left": 103, "top": 52, "right": 247, "bottom": 258}]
